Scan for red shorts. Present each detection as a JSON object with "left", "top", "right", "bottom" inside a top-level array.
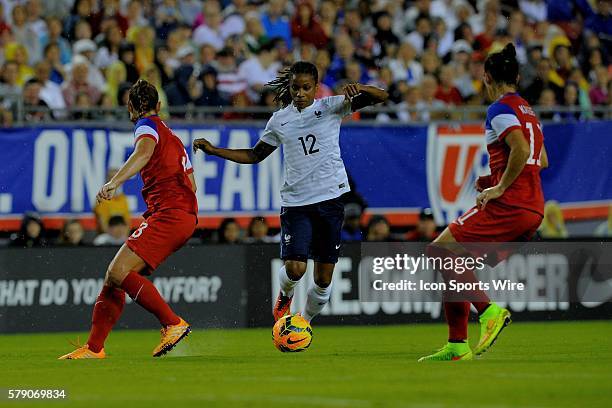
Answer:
[
  {"left": 127, "top": 209, "right": 196, "bottom": 271},
  {"left": 449, "top": 201, "right": 542, "bottom": 242}
]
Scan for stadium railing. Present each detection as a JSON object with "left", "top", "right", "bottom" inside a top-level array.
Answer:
[{"left": 6, "top": 100, "right": 612, "bottom": 127}]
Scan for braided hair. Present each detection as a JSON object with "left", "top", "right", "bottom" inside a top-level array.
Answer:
[
  {"left": 128, "top": 79, "right": 159, "bottom": 120},
  {"left": 484, "top": 43, "right": 519, "bottom": 86},
  {"left": 266, "top": 61, "right": 319, "bottom": 108}
]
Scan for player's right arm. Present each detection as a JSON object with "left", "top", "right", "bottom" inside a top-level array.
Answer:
[
  {"left": 193, "top": 139, "right": 277, "bottom": 164},
  {"left": 97, "top": 137, "right": 156, "bottom": 202},
  {"left": 193, "top": 114, "right": 279, "bottom": 164},
  {"left": 476, "top": 129, "right": 530, "bottom": 210}
]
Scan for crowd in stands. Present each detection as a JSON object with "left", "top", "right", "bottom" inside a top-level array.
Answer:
[
  {"left": 0, "top": 0, "right": 609, "bottom": 124},
  {"left": 8, "top": 200, "right": 611, "bottom": 248}
]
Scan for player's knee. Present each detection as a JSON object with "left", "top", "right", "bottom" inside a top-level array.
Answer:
[
  {"left": 104, "top": 268, "right": 121, "bottom": 287},
  {"left": 284, "top": 260, "right": 307, "bottom": 280},
  {"left": 314, "top": 275, "right": 332, "bottom": 288},
  {"left": 105, "top": 263, "right": 129, "bottom": 287}
]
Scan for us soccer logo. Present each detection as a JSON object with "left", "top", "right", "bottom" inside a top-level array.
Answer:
[{"left": 426, "top": 124, "right": 490, "bottom": 225}]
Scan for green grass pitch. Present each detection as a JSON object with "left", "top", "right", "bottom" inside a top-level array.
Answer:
[{"left": 1, "top": 321, "right": 611, "bottom": 407}]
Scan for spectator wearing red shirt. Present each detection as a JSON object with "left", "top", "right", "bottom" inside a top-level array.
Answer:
[
  {"left": 473, "top": 9, "right": 497, "bottom": 52},
  {"left": 589, "top": 65, "right": 609, "bottom": 106},
  {"left": 0, "top": 3, "right": 10, "bottom": 39},
  {"left": 435, "top": 65, "right": 463, "bottom": 105},
  {"left": 91, "top": 0, "right": 129, "bottom": 37},
  {"left": 291, "top": 1, "right": 328, "bottom": 49}
]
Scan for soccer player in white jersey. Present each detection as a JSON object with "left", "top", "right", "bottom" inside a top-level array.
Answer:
[{"left": 193, "top": 61, "right": 388, "bottom": 324}]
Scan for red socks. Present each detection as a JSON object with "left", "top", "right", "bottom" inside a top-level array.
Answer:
[
  {"left": 87, "top": 285, "right": 126, "bottom": 352},
  {"left": 86, "top": 272, "right": 179, "bottom": 352},
  {"left": 459, "top": 268, "right": 491, "bottom": 314},
  {"left": 120, "top": 271, "right": 180, "bottom": 326},
  {"left": 444, "top": 301, "right": 470, "bottom": 342},
  {"left": 427, "top": 244, "right": 491, "bottom": 341}
]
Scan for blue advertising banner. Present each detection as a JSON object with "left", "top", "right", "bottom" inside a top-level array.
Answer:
[{"left": 0, "top": 122, "right": 610, "bottom": 225}]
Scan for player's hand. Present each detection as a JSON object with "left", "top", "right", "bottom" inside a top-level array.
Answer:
[
  {"left": 193, "top": 138, "right": 216, "bottom": 155},
  {"left": 343, "top": 83, "right": 362, "bottom": 100},
  {"left": 96, "top": 181, "right": 118, "bottom": 203},
  {"left": 476, "top": 185, "right": 504, "bottom": 210},
  {"left": 475, "top": 175, "right": 493, "bottom": 192}
]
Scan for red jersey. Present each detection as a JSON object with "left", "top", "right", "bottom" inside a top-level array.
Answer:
[
  {"left": 484, "top": 93, "right": 544, "bottom": 216},
  {"left": 133, "top": 115, "right": 197, "bottom": 218}
]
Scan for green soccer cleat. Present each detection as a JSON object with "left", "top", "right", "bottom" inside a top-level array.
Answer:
[
  {"left": 474, "top": 303, "right": 511, "bottom": 356},
  {"left": 417, "top": 342, "right": 473, "bottom": 362}
]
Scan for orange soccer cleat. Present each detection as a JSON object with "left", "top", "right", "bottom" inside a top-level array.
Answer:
[
  {"left": 152, "top": 317, "right": 191, "bottom": 357},
  {"left": 273, "top": 291, "right": 293, "bottom": 322},
  {"left": 58, "top": 344, "right": 106, "bottom": 360}
]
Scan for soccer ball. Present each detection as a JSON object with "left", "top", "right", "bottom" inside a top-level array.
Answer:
[{"left": 272, "top": 314, "right": 313, "bottom": 352}]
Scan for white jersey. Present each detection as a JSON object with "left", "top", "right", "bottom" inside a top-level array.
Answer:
[{"left": 260, "top": 95, "right": 352, "bottom": 207}]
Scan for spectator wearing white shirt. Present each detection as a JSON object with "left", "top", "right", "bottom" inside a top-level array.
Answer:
[
  {"left": 10, "top": 4, "right": 42, "bottom": 64},
  {"left": 25, "top": 0, "right": 47, "bottom": 39},
  {"left": 94, "top": 22, "right": 123, "bottom": 69},
  {"left": 404, "top": 14, "right": 431, "bottom": 55},
  {"left": 69, "top": 39, "right": 107, "bottom": 92},
  {"left": 178, "top": 0, "right": 202, "bottom": 26},
  {"left": 397, "top": 85, "right": 424, "bottom": 122},
  {"left": 454, "top": 0, "right": 475, "bottom": 28},
  {"left": 62, "top": 56, "right": 102, "bottom": 107},
  {"left": 518, "top": 0, "right": 547, "bottom": 23},
  {"left": 433, "top": 18, "right": 454, "bottom": 57},
  {"left": 417, "top": 74, "right": 447, "bottom": 121},
  {"left": 192, "top": 0, "right": 237, "bottom": 50},
  {"left": 34, "top": 60, "right": 66, "bottom": 117},
  {"left": 237, "top": 40, "right": 280, "bottom": 103},
  {"left": 402, "top": 0, "right": 433, "bottom": 33},
  {"left": 221, "top": 0, "right": 248, "bottom": 38},
  {"left": 389, "top": 42, "right": 423, "bottom": 86},
  {"left": 93, "top": 215, "right": 129, "bottom": 246},
  {"left": 430, "top": 0, "right": 459, "bottom": 31},
  {"left": 164, "top": 29, "right": 186, "bottom": 71},
  {"left": 468, "top": 0, "right": 507, "bottom": 35}
]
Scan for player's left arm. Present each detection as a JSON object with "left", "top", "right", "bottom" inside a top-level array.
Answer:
[
  {"left": 476, "top": 129, "right": 530, "bottom": 210},
  {"left": 344, "top": 83, "right": 389, "bottom": 111},
  {"left": 96, "top": 138, "right": 156, "bottom": 202},
  {"left": 540, "top": 144, "right": 549, "bottom": 169},
  {"left": 187, "top": 172, "right": 197, "bottom": 192}
]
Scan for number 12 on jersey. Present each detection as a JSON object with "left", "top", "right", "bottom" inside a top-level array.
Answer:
[{"left": 298, "top": 134, "right": 319, "bottom": 156}]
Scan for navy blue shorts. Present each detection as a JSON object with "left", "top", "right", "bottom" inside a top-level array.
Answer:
[{"left": 280, "top": 197, "right": 344, "bottom": 264}]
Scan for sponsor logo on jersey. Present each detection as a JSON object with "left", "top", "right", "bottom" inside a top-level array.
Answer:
[{"left": 426, "top": 124, "right": 489, "bottom": 224}]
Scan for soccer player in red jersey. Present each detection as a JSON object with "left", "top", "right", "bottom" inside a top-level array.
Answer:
[
  {"left": 419, "top": 44, "right": 549, "bottom": 361},
  {"left": 59, "top": 80, "right": 198, "bottom": 359}
]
